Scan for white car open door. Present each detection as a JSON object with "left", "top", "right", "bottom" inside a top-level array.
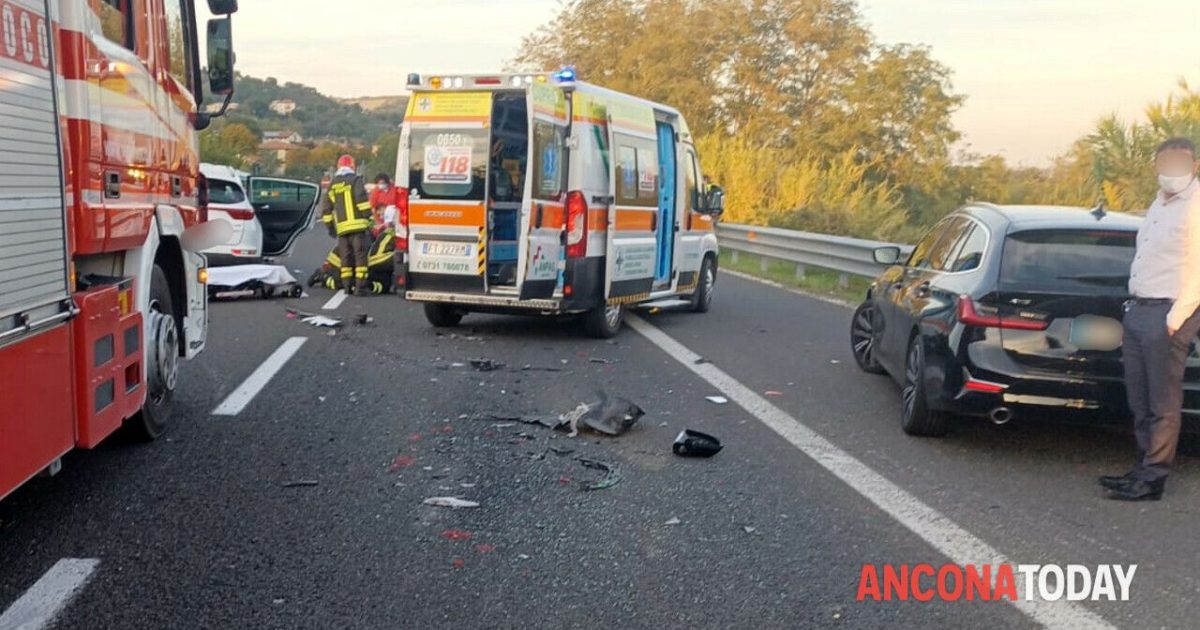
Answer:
[
  {"left": 247, "top": 177, "right": 321, "bottom": 259},
  {"left": 516, "top": 84, "right": 569, "bottom": 300}
]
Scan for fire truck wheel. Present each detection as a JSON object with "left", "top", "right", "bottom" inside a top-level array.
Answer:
[
  {"left": 130, "top": 265, "right": 178, "bottom": 441},
  {"left": 690, "top": 256, "right": 716, "bottom": 313},
  {"left": 583, "top": 303, "right": 624, "bottom": 338},
  {"left": 424, "top": 303, "right": 464, "bottom": 328}
]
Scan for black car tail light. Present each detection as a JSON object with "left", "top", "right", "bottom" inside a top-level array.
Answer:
[{"left": 957, "top": 295, "right": 1049, "bottom": 331}]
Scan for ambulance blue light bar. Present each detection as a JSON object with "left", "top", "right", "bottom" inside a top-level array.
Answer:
[{"left": 553, "top": 66, "right": 577, "bottom": 82}]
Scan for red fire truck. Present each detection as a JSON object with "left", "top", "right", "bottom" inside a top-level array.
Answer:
[{"left": 0, "top": 0, "right": 240, "bottom": 501}]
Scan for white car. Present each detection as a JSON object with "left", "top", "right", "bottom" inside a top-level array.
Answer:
[{"left": 200, "top": 163, "right": 319, "bottom": 266}]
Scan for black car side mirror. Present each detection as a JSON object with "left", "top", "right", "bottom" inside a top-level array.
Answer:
[{"left": 874, "top": 246, "right": 902, "bottom": 265}]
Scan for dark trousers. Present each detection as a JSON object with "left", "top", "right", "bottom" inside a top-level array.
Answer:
[
  {"left": 1123, "top": 302, "right": 1200, "bottom": 481},
  {"left": 336, "top": 231, "right": 370, "bottom": 293}
]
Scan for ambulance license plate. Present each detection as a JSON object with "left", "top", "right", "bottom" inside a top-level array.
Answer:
[{"left": 421, "top": 241, "right": 472, "bottom": 257}]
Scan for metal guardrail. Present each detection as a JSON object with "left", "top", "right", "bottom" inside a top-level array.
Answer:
[{"left": 716, "top": 223, "right": 914, "bottom": 286}]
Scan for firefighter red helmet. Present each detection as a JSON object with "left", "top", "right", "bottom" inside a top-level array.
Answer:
[{"left": 337, "top": 154, "right": 356, "bottom": 170}]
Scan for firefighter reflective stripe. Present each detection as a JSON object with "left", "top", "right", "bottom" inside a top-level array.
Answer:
[{"left": 354, "top": 267, "right": 369, "bottom": 279}]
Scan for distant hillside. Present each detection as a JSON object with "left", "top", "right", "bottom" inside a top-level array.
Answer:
[
  {"left": 336, "top": 95, "right": 409, "bottom": 113},
  {"left": 221, "top": 74, "right": 405, "bottom": 146}
]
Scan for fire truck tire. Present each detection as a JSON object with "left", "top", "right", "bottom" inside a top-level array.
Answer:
[
  {"left": 130, "top": 265, "right": 178, "bottom": 441},
  {"left": 583, "top": 303, "right": 624, "bottom": 338},
  {"left": 690, "top": 256, "right": 716, "bottom": 313},
  {"left": 424, "top": 303, "right": 463, "bottom": 328}
]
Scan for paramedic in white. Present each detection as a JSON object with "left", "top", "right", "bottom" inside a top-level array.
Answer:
[{"left": 1103, "top": 137, "right": 1200, "bottom": 501}]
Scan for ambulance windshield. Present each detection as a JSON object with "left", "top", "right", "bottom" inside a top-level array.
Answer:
[{"left": 408, "top": 129, "right": 488, "bottom": 201}]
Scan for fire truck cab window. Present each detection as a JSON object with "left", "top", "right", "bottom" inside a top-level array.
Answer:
[
  {"left": 99, "top": 0, "right": 133, "bottom": 50},
  {"left": 163, "top": 0, "right": 191, "bottom": 87}
]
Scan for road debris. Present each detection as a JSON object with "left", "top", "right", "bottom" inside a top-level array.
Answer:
[
  {"left": 302, "top": 315, "right": 343, "bottom": 328},
  {"left": 469, "top": 358, "right": 505, "bottom": 372},
  {"left": 743, "top": 526, "right": 757, "bottom": 534},
  {"left": 451, "top": 559, "right": 466, "bottom": 569},
  {"left": 705, "top": 395, "right": 729, "bottom": 404},
  {"left": 694, "top": 358, "right": 711, "bottom": 365},
  {"left": 561, "top": 392, "right": 644, "bottom": 437},
  {"left": 475, "top": 544, "right": 496, "bottom": 554},
  {"left": 577, "top": 458, "right": 621, "bottom": 491},
  {"left": 281, "top": 480, "right": 319, "bottom": 488},
  {"left": 354, "top": 314, "right": 375, "bottom": 326},
  {"left": 673, "top": 429, "right": 724, "bottom": 457},
  {"left": 588, "top": 357, "right": 615, "bottom": 364},
  {"left": 423, "top": 497, "right": 480, "bottom": 509},
  {"left": 520, "top": 364, "right": 564, "bottom": 372},
  {"left": 764, "top": 390, "right": 784, "bottom": 397},
  {"left": 664, "top": 517, "right": 681, "bottom": 526}
]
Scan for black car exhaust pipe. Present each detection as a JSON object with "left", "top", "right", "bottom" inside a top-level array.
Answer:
[{"left": 989, "top": 407, "right": 1013, "bottom": 425}]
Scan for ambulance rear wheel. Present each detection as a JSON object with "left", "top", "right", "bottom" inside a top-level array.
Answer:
[
  {"left": 424, "top": 303, "right": 463, "bottom": 328},
  {"left": 583, "top": 303, "right": 624, "bottom": 338},
  {"left": 130, "top": 265, "right": 177, "bottom": 441}
]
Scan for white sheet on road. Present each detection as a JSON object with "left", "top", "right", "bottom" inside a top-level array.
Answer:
[{"left": 207, "top": 264, "right": 298, "bottom": 288}]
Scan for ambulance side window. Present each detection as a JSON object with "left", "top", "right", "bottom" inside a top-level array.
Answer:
[
  {"left": 614, "top": 134, "right": 657, "bottom": 208},
  {"left": 532, "top": 122, "right": 565, "bottom": 201},
  {"left": 100, "top": 0, "right": 134, "bottom": 50},
  {"left": 684, "top": 151, "right": 699, "bottom": 213}
]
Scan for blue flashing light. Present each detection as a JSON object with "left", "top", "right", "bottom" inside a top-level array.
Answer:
[{"left": 553, "top": 66, "right": 577, "bottom": 82}]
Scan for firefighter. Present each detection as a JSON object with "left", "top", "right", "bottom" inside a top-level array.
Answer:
[{"left": 320, "top": 155, "right": 374, "bottom": 295}]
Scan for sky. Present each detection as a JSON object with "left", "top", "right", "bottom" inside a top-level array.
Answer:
[{"left": 209, "top": 0, "right": 1200, "bottom": 165}]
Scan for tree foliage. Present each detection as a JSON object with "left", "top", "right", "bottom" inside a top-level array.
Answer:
[{"left": 515, "top": 0, "right": 962, "bottom": 240}]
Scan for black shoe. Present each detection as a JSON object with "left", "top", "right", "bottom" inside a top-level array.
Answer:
[
  {"left": 1098, "top": 472, "right": 1136, "bottom": 491},
  {"left": 1106, "top": 478, "right": 1165, "bottom": 501}
]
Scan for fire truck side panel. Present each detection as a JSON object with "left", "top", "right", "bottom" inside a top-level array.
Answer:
[{"left": 0, "top": 325, "right": 75, "bottom": 502}]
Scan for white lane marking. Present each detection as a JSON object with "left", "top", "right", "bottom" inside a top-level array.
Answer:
[
  {"left": 0, "top": 558, "right": 99, "bottom": 630},
  {"left": 211, "top": 337, "right": 308, "bottom": 416},
  {"left": 627, "top": 316, "right": 1115, "bottom": 630},
  {"left": 322, "top": 290, "right": 348, "bottom": 311}
]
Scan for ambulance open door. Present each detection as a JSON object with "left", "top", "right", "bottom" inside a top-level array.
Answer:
[
  {"left": 516, "top": 84, "right": 569, "bottom": 300},
  {"left": 603, "top": 103, "right": 659, "bottom": 302}
]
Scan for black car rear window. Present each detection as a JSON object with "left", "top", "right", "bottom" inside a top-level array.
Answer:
[{"left": 1000, "top": 229, "right": 1136, "bottom": 293}]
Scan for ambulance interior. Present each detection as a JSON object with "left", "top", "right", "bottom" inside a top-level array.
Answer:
[{"left": 487, "top": 93, "right": 529, "bottom": 288}]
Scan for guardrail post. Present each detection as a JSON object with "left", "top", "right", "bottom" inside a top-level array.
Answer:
[
  {"left": 838, "top": 273, "right": 849, "bottom": 289},
  {"left": 795, "top": 263, "right": 806, "bottom": 280},
  {"left": 760, "top": 256, "right": 770, "bottom": 274},
  {"left": 731, "top": 250, "right": 739, "bottom": 264}
]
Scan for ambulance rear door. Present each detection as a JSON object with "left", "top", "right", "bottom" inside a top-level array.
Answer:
[
  {"left": 516, "top": 83, "right": 569, "bottom": 300},
  {"left": 404, "top": 92, "right": 492, "bottom": 294}
]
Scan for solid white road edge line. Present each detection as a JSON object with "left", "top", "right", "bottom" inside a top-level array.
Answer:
[
  {"left": 211, "top": 337, "right": 308, "bottom": 416},
  {"left": 322, "top": 290, "right": 348, "bottom": 311},
  {"left": 627, "top": 315, "right": 1115, "bottom": 630},
  {"left": 0, "top": 558, "right": 100, "bottom": 630}
]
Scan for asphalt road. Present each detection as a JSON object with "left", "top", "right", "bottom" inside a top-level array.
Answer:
[{"left": 0, "top": 228, "right": 1194, "bottom": 629}]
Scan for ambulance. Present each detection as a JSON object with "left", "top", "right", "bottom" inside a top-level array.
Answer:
[{"left": 396, "top": 70, "right": 725, "bottom": 337}]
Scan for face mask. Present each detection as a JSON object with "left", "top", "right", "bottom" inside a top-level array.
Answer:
[
  {"left": 1159, "top": 173, "right": 1194, "bottom": 195},
  {"left": 378, "top": 182, "right": 389, "bottom": 191}
]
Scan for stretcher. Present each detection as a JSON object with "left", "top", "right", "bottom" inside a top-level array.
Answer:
[{"left": 207, "top": 264, "right": 304, "bottom": 300}]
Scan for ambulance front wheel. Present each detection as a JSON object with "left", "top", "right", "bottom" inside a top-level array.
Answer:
[
  {"left": 583, "top": 303, "right": 624, "bottom": 338},
  {"left": 424, "top": 303, "right": 464, "bottom": 328},
  {"left": 690, "top": 256, "right": 716, "bottom": 313}
]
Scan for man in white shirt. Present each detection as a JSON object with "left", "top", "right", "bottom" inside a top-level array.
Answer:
[{"left": 1102, "top": 137, "right": 1200, "bottom": 501}]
